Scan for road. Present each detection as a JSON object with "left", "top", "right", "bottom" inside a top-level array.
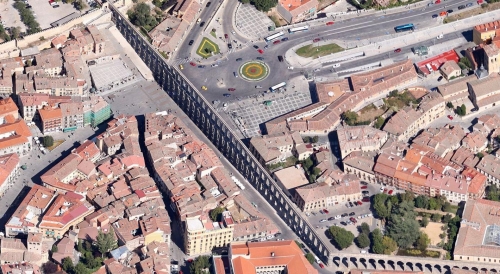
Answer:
[{"left": 176, "top": 0, "right": 480, "bottom": 104}]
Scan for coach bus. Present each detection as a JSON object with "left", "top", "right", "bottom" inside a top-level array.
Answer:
[
  {"left": 288, "top": 26, "right": 309, "bottom": 34},
  {"left": 265, "top": 31, "right": 285, "bottom": 42},
  {"left": 270, "top": 82, "right": 286, "bottom": 92},
  {"left": 394, "top": 23, "right": 415, "bottom": 32}
]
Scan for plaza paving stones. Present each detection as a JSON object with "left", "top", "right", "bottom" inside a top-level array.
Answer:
[
  {"left": 235, "top": 4, "right": 274, "bottom": 39},
  {"left": 228, "top": 92, "right": 313, "bottom": 137}
]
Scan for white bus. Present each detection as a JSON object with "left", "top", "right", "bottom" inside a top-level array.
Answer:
[
  {"left": 270, "top": 82, "right": 286, "bottom": 92},
  {"left": 264, "top": 31, "right": 284, "bottom": 42},
  {"left": 288, "top": 26, "right": 309, "bottom": 34}
]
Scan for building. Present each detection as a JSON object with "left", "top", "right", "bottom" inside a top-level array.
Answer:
[
  {"left": 229, "top": 240, "right": 317, "bottom": 274},
  {"left": 87, "top": 25, "right": 106, "bottom": 54},
  {"left": 416, "top": 50, "right": 460, "bottom": 76},
  {"left": 0, "top": 153, "right": 20, "bottom": 196},
  {"left": 472, "top": 19, "right": 500, "bottom": 44},
  {"left": 149, "top": 16, "right": 188, "bottom": 57},
  {"left": 454, "top": 199, "right": 500, "bottom": 264},
  {"left": 184, "top": 211, "right": 234, "bottom": 256},
  {"left": 5, "top": 185, "right": 56, "bottom": 237},
  {"left": 38, "top": 192, "right": 95, "bottom": 239},
  {"left": 477, "top": 154, "right": 500, "bottom": 185},
  {"left": 60, "top": 102, "right": 84, "bottom": 132},
  {"left": 383, "top": 92, "right": 445, "bottom": 141},
  {"left": 276, "top": 0, "right": 318, "bottom": 24},
  {"left": 0, "top": 98, "right": 19, "bottom": 123},
  {"left": 0, "top": 117, "right": 32, "bottom": 157},
  {"left": 468, "top": 75, "right": 500, "bottom": 111},
  {"left": 273, "top": 166, "right": 309, "bottom": 199},
  {"left": 343, "top": 151, "right": 378, "bottom": 184},
  {"left": 439, "top": 61, "right": 462, "bottom": 80},
  {"left": 249, "top": 131, "right": 303, "bottom": 165},
  {"left": 38, "top": 106, "right": 62, "bottom": 134},
  {"left": 83, "top": 96, "right": 111, "bottom": 128},
  {"left": 336, "top": 125, "right": 388, "bottom": 159},
  {"left": 437, "top": 75, "right": 477, "bottom": 104},
  {"left": 483, "top": 43, "right": 500, "bottom": 74},
  {"left": 139, "top": 208, "right": 171, "bottom": 246},
  {"left": 0, "top": 262, "right": 41, "bottom": 274},
  {"left": 17, "top": 93, "right": 49, "bottom": 122},
  {"left": 294, "top": 173, "right": 362, "bottom": 211}
]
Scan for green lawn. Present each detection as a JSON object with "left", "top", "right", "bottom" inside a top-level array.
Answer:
[
  {"left": 196, "top": 37, "right": 220, "bottom": 59},
  {"left": 296, "top": 43, "right": 344, "bottom": 59},
  {"left": 210, "top": 31, "right": 217, "bottom": 38}
]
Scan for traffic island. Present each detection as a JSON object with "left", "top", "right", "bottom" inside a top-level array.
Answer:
[
  {"left": 196, "top": 37, "right": 220, "bottom": 59},
  {"left": 239, "top": 61, "right": 270, "bottom": 82},
  {"left": 296, "top": 43, "right": 344, "bottom": 59}
]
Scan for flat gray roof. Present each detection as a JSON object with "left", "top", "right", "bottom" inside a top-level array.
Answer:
[{"left": 89, "top": 59, "right": 133, "bottom": 90}]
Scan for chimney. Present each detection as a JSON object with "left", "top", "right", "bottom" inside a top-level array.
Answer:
[{"left": 271, "top": 252, "right": 275, "bottom": 257}]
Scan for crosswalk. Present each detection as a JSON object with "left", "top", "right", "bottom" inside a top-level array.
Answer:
[{"left": 170, "top": 57, "right": 193, "bottom": 66}]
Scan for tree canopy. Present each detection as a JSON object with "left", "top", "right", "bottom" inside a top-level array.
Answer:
[
  {"left": 355, "top": 233, "right": 370, "bottom": 248},
  {"left": 329, "top": 226, "right": 354, "bottom": 250},
  {"left": 190, "top": 255, "right": 211, "bottom": 274},
  {"left": 96, "top": 228, "right": 117, "bottom": 256},
  {"left": 210, "top": 207, "right": 225, "bottom": 221},
  {"left": 385, "top": 201, "right": 420, "bottom": 249},
  {"left": 305, "top": 253, "right": 315, "bottom": 264},
  {"left": 127, "top": 3, "right": 159, "bottom": 31},
  {"left": 342, "top": 110, "right": 359, "bottom": 126},
  {"left": 250, "top": 0, "right": 278, "bottom": 12}
]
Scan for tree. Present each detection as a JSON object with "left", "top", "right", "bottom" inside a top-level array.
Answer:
[
  {"left": 342, "top": 110, "right": 358, "bottom": 126},
  {"left": 442, "top": 202, "right": 452, "bottom": 212},
  {"left": 312, "top": 136, "right": 319, "bottom": 143},
  {"left": 190, "top": 255, "right": 211, "bottom": 274},
  {"left": 431, "top": 213, "right": 442, "bottom": 222},
  {"left": 374, "top": 116, "right": 385, "bottom": 129},
  {"left": 421, "top": 216, "right": 429, "bottom": 227},
  {"left": 476, "top": 152, "right": 484, "bottom": 159},
  {"left": 252, "top": 0, "right": 278, "bottom": 11},
  {"left": 381, "top": 236, "right": 397, "bottom": 254},
  {"left": 294, "top": 240, "right": 303, "bottom": 248},
  {"left": 42, "top": 262, "right": 59, "bottom": 274},
  {"left": 210, "top": 207, "right": 225, "bottom": 221},
  {"left": 25, "top": 59, "right": 32, "bottom": 67},
  {"left": 414, "top": 195, "right": 428, "bottom": 208},
  {"left": 446, "top": 102, "right": 454, "bottom": 109},
  {"left": 301, "top": 158, "right": 313, "bottom": 170},
  {"left": 459, "top": 57, "right": 472, "bottom": 68},
  {"left": 329, "top": 226, "right": 354, "bottom": 250},
  {"left": 84, "top": 253, "right": 100, "bottom": 269},
  {"left": 356, "top": 233, "right": 370, "bottom": 248},
  {"left": 442, "top": 214, "right": 452, "bottom": 223},
  {"left": 487, "top": 184, "right": 500, "bottom": 201},
  {"left": 398, "top": 191, "right": 415, "bottom": 204},
  {"left": 312, "top": 167, "right": 321, "bottom": 176},
  {"left": 74, "top": 0, "right": 87, "bottom": 10},
  {"left": 43, "top": 135, "right": 54, "bottom": 147},
  {"left": 51, "top": 244, "right": 58, "bottom": 253},
  {"left": 416, "top": 232, "right": 430, "bottom": 251},
  {"left": 460, "top": 104, "right": 466, "bottom": 116},
  {"left": 371, "top": 229, "right": 384, "bottom": 254},
  {"left": 373, "top": 194, "right": 391, "bottom": 220},
  {"left": 305, "top": 253, "right": 315, "bottom": 264},
  {"left": 96, "top": 228, "right": 117, "bottom": 256},
  {"left": 428, "top": 197, "right": 439, "bottom": 210},
  {"left": 359, "top": 222, "right": 370, "bottom": 235},
  {"left": 74, "top": 262, "right": 90, "bottom": 274},
  {"left": 10, "top": 27, "right": 20, "bottom": 39},
  {"left": 386, "top": 202, "right": 420, "bottom": 249},
  {"left": 62, "top": 257, "right": 74, "bottom": 272}
]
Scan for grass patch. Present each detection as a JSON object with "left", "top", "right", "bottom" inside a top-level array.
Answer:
[
  {"left": 46, "top": 139, "right": 65, "bottom": 151},
  {"left": 267, "top": 156, "right": 298, "bottom": 171},
  {"left": 383, "top": 90, "right": 419, "bottom": 110},
  {"left": 296, "top": 43, "right": 344, "bottom": 59},
  {"left": 446, "top": 205, "right": 459, "bottom": 215},
  {"left": 196, "top": 37, "right": 220, "bottom": 59},
  {"left": 269, "top": 15, "right": 281, "bottom": 27},
  {"left": 210, "top": 31, "right": 217, "bottom": 38},
  {"left": 397, "top": 249, "right": 441, "bottom": 258},
  {"left": 445, "top": 2, "right": 500, "bottom": 23}
]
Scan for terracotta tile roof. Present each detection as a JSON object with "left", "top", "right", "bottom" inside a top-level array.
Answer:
[
  {"left": 230, "top": 241, "right": 317, "bottom": 274},
  {"left": 0, "top": 118, "right": 32, "bottom": 150},
  {"left": 0, "top": 97, "right": 18, "bottom": 118},
  {"left": 73, "top": 140, "right": 100, "bottom": 162},
  {"left": 39, "top": 106, "right": 62, "bottom": 121},
  {"left": 437, "top": 75, "right": 476, "bottom": 97},
  {"left": 39, "top": 193, "right": 95, "bottom": 230}
]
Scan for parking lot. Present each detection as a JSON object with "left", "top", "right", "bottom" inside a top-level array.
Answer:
[{"left": 0, "top": 0, "right": 26, "bottom": 33}]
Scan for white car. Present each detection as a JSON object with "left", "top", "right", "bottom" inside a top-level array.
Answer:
[
  {"left": 332, "top": 63, "right": 341, "bottom": 68},
  {"left": 287, "top": 66, "right": 294, "bottom": 70},
  {"left": 380, "top": 187, "right": 385, "bottom": 192},
  {"left": 266, "top": 235, "right": 274, "bottom": 239},
  {"left": 334, "top": 215, "right": 341, "bottom": 220},
  {"left": 437, "top": 34, "right": 443, "bottom": 40}
]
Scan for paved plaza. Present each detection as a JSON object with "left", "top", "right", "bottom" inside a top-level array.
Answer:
[
  {"left": 89, "top": 59, "right": 134, "bottom": 91},
  {"left": 227, "top": 91, "right": 313, "bottom": 138},
  {"left": 235, "top": 4, "right": 274, "bottom": 40}
]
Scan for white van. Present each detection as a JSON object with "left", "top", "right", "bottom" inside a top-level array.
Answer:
[{"left": 332, "top": 63, "right": 341, "bottom": 68}]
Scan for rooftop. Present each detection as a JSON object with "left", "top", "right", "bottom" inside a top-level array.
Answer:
[
  {"left": 416, "top": 49, "right": 460, "bottom": 75},
  {"left": 274, "top": 166, "right": 309, "bottom": 190}
]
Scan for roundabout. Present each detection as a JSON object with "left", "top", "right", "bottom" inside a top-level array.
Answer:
[{"left": 239, "top": 61, "right": 270, "bottom": 81}]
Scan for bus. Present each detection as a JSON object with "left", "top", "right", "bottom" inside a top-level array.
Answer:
[
  {"left": 264, "top": 31, "right": 284, "bottom": 42},
  {"left": 270, "top": 82, "right": 286, "bottom": 92},
  {"left": 394, "top": 23, "right": 415, "bottom": 32},
  {"left": 288, "top": 26, "right": 309, "bottom": 34}
]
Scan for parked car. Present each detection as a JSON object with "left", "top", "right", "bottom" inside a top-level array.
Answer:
[
  {"left": 281, "top": 37, "right": 289, "bottom": 41},
  {"left": 228, "top": 88, "right": 236, "bottom": 91},
  {"left": 319, "top": 219, "right": 327, "bottom": 223},
  {"left": 188, "top": 40, "right": 194, "bottom": 46},
  {"left": 328, "top": 217, "right": 335, "bottom": 221},
  {"left": 388, "top": 190, "right": 394, "bottom": 195},
  {"left": 179, "top": 64, "right": 184, "bottom": 70},
  {"left": 341, "top": 213, "right": 348, "bottom": 217},
  {"left": 319, "top": 263, "right": 325, "bottom": 269},
  {"left": 334, "top": 215, "right": 341, "bottom": 219},
  {"left": 360, "top": 181, "right": 368, "bottom": 185},
  {"left": 394, "top": 48, "right": 401, "bottom": 53},
  {"left": 357, "top": 201, "right": 363, "bottom": 205},
  {"left": 201, "top": 86, "right": 207, "bottom": 90},
  {"left": 439, "top": 11, "right": 448, "bottom": 16},
  {"left": 349, "top": 202, "right": 354, "bottom": 207},
  {"left": 275, "top": 232, "right": 282, "bottom": 237},
  {"left": 200, "top": 22, "right": 205, "bottom": 27},
  {"left": 233, "top": 72, "right": 238, "bottom": 77},
  {"left": 432, "top": 14, "right": 438, "bottom": 18},
  {"left": 253, "top": 45, "right": 259, "bottom": 49},
  {"left": 313, "top": 38, "right": 320, "bottom": 42},
  {"left": 349, "top": 212, "right": 356, "bottom": 216},
  {"left": 189, "top": 62, "right": 196, "bottom": 66},
  {"left": 466, "top": 2, "right": 473, "bottom": 7},
  {"left": 340, "top": 221, "right": 347, "bottom": 226},
  {"left": 256, "top": 57, "right": 264, "bottom": 61},
  {"left": 198, "top": 65, "right": 206, "bottom": 68},
  {"left": 323, "top": 209, "right": 329, "bottom": 214},
  {"left": 228, "top": 44, "right": 232, "bottom": 49},
  {"left": 362, "top": 197, "right": 370, "bottom": 202},
  {"left": 224, "top": 34, "right": 229, "bottom": 39},
  {"left": 258, "top": 49, "right": 264, "bottom": 54},
  {"left": 206, "top": 1, "right": 211, "bottom": 7},
  {"left": 326, "top": 21, "right": 334, "bottom": 26},
  {"left": 319, "top": 210, "right": 324, "bottom": 214},
  {"left": 438, "top": 76, "right": 444, "bottom": 81},
  {"left": 458, "top": 4, "right": 465, "bottom": 9},
  {"left": 447, "top": 9, "right": 454, "bottom": 13},
  {"left": 361, "top": 186, "right": 368, "bottom": 189},
  {"left": 447, "top": 115, "right": 454, "bottom": 120},
  {"left": 223, "top": 94, "right": 231, "bottom": 97},
  {"left": 236, "top": 58, "right": 243, "bottom": 61},
  {"left": 263, "top": 45, "right": 269, "bottom": 49},
  {"left": 380, "top": 187, "right": 385, "bottom": 192},
  {"left": 273, "top": 40, "right": 280, "bottom": 45}
]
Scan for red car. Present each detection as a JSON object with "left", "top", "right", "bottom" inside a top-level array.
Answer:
[
  {"left": 384, "top": 189, "right": 388, "bottom": 193},
  {"left": 326, "top": 21, "right": 334, "bottom": 26},
  {"left": 361, "top": 186, "right": 368, "bottom": 189},
  {"left": 357, "top": 201, "right": 362, "bottom": 205},
  {"left": 394, "top": 48, "right": 401, "bottom": 53},
  {"left": 228, "top": 88, "right": 236, "bottom": 91},
  {"left": 258, "top": 49, "right": 264, "bottom": 54},
  {"left": 388, "top": 190, "right": 394, "bottom": 195},
  {"left": 447, "top": 115, "right": 454, "bottom": 120},
  {"left": 189, "top": 62, "right": 196, "bottom": 66},
  {"left": 362, "top": 197, "right": 370, "bottom": 202},
  {"left": 323, "top": 209, "right": 329, "bottom": 214},
  {"left": 273, "top": 40, "right": 281, "bottom": 45},
  {"left": 435, "top": 0, "right": 440, "bottom": 3},
  {"left": 313, "top": 38, "right": 320, "bottom": 43},
  {"left": 319, "top": 263, "right": 325, "bottom": 268},
  {"left": 477, "top": 0, "right": 483, "bottom": 3},
  {"left": 224, "top": 34, "right": 229, "bottom": 39}
]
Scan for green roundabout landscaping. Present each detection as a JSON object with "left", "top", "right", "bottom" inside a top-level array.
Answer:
[
  {"left": 239, "top": 61, "right": 270, "bottom": 81},
  {"left": 196, "top": 37, "right": 220, "bottom": 59}
]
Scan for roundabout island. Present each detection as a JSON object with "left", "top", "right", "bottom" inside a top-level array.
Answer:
[{"left": 239, "top": 61, "right": 270, "bottom": 82}]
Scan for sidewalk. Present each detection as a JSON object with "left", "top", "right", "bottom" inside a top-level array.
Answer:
[{"left": 286, "top": 8, "right": 500, "bottom": 69}]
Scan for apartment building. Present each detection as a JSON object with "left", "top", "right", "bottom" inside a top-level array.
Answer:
[
  {"left": 249, "top": 131, "right": 304, "bottom": 165},
  {"left": 0, "top": 153, "right": 20, "bottom": 195},
  {"left": 25, "top": 48, "right": 63, "bottom": 77},
  {"left": 477, "top": 154, "right": 500, "bottom": 185},
  {"left": 472, "top": 19, "right": 500, "bottom": 44},
  {"left": 17, "top": 93, "right": 49, "bottom": 122},
  {"left": 343, "top": 151, "right": 377, "bottom": 184},
  {"left": 439, "top": 61, "right": 462, "bottom": 80},
  {"left": 483, "top": 43, "right": 500, "bottom": 74},
  {"left": 185, "top": 211, "right": 234, "bottom": 256},
  {"left": 294, "top": 173, "right": 362, "bottom": 211},
  {"left": 336, "top": 125, "right": 388, "bottom": 159},
  {"left": 0, "top": 98, "right": 19, "bottom": 123},
  {"left": 96, "top": 115, "right": 139, "bottom": 156},
  {"left": 0, "top": 57, "right": 24, "bottom": 94},
  {"left": 468, "top": 75, "right": 500, "bottom": 111},
  {"left": 34, "top": 75, "right": 83, "bottom": 96},
  {"left": 411, "top": 126, "right": 465, "bottom": 157},
  {"left": 383, "top": 92, "right": 445, "bottom": 141},
  {"left": 229, "top": 241, "right": 317, "bottom": 274},
  {"left": 437, "top": 75, "right": 477, "bottom": 104},
  {"left": 5, "top": 185, "right": 57, "bottom": 237},
  {"left": 461, "top": 131, "right": 488, "bottom": 153},
  {"left": 82, "top": 96, "right": 111, "bottom": 128},
  {"left": 277, "top": 0, "right": 318, "bottom": 23},
  {"left": 38, "top": 105, "right": 62, "bottom": 134},
  {"left": 87, "top": 25, "right": 106, "bottom": 54},
  {"left": 60, "top": 101, "right": 84, "bottom": 132},
  {"left": 41, "top": 152, "right": 97, "bottom": 192},
  {"left": 0, "top": 117, "right": 32, "bottom": 157}
]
